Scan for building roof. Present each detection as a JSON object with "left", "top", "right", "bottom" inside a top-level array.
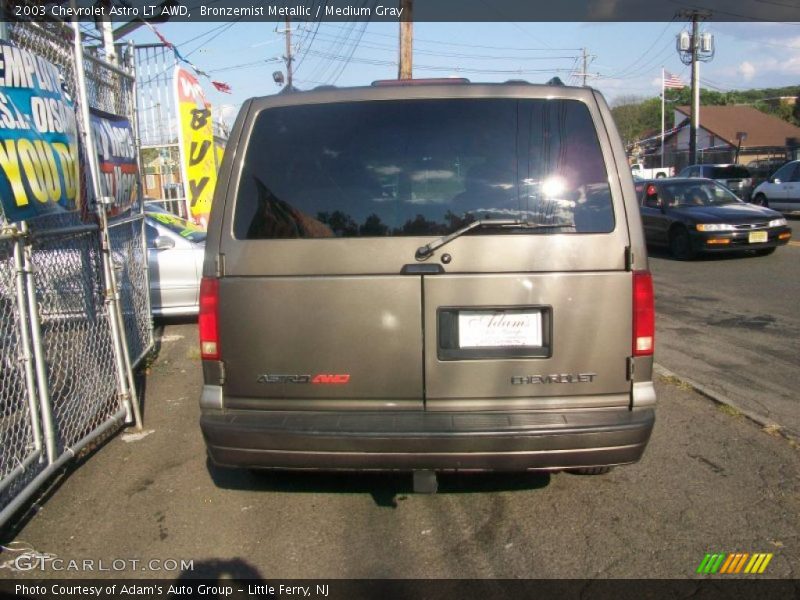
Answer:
[{"left": 675, "top": 105, "right": 800, "bottom": 148}]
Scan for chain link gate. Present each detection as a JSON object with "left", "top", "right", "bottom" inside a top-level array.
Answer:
[
  {"left": 0, "top": 233, "right": 42, "bottom": 515},
  {"left": 109, "top": 214, "right": 153, "bottom": 368},
  {"left": 0, "top": 19, "right": 154, "bottom": 527},
  {"left": 82, "top": 30, "right": 155, "bottom": 371}
]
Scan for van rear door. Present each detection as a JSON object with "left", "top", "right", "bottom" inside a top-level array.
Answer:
[{"left": 215, "top": 89, "right": 632, "bottom": 411}]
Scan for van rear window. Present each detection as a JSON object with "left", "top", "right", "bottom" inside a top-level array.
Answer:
[{"left": 233, "top": 98, "right": 614, "bottom": 239}]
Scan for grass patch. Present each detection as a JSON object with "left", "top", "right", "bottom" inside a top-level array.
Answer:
[
  {"left": 717, "top": 403, "right": 742, "bottom": 418},
  {"left": 659, "top": 374, "right": 693, "bottom": 391},
  {"left": 139, "top": 350, "right": 158, "bottom": 372}
]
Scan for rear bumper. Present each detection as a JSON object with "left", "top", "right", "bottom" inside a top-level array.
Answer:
[{"left": 200, "top": 407, "right": 655, "bottom": 471}]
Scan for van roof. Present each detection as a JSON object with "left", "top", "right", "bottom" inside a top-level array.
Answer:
[{"left": 247, "top": 81, "right": 599, "bottom": 106}]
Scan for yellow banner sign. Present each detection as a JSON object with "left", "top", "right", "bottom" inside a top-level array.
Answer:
[{"left": 174, "top": 66, "right": 217, "bottom": 226}]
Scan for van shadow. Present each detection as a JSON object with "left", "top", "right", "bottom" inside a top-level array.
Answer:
[
  {"left": 170, "top": 557, "right": 265, "bottom": 583},
  {"left": 207, "top": 460, "right": 551, "bottom": 508}
]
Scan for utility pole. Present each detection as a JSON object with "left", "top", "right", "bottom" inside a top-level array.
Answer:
[
  {"left": 284, "top": 16, "right": 293, "bottom": 90},
  {"left": 689, "top": 15, "right": 699, "bottom": 165},
  {"left": 398, "top": 0, "right": 413, "bottom": 79},
  {"left": 677, "top": 10, "right": 713, "bottom": 166},
  {"left": 582, "top": 48, "right": 588, "bottom": 86},
  {"left": 577, "top": 48, "right": 595, "bottom": 86}
]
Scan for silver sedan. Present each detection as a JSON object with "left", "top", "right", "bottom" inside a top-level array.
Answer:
[{"left": 145, "top": 210, "right": 205, "bottom": 317}]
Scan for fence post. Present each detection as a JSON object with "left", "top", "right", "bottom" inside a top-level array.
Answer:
[
  {"left": 11, "top": 226, "right": 44, "bottom": 459},
  {"left": 70, "top": 14, "right": 142, "bottom": 430},
  {"left": 19, "top": 222, "right": 59, "bottom": 464}
]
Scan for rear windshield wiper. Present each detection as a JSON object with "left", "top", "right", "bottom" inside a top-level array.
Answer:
[{"left": 415, "top": 218, "right": 575, "bottom": 260}]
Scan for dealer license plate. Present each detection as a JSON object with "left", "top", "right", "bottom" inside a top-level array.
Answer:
[
  {"left": 458, "top": 310, "right": 542, "bottom": 348},
  {"left": 749, "top": 231, "right": 768, "bottom": 244}
]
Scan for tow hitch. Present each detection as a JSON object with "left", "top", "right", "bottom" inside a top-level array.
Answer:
[{"left": 413, "top": 470, "right": 438, "bottom": 494}]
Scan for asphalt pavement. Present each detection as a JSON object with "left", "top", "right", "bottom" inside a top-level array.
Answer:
[
  {"left": 1, "top": 321, "right": 797, "bottom": 579},
  {"left": 650, "top": 239, "right": 800, "bottom": 438}
]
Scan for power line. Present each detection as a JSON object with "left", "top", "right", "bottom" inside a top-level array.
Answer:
[
  {"left": 596, "top": 39, "right": 677, "bottom": 82},
  {"left": 207, "top": 57, "right": 282, "bottom": 74},
  {"left": 306, "top": 29, "right": 580, "bottom": 61},
  {"left": 752, "top": 0, "right": 800, "bottom": 8},
  {"left": 293, "top": 18, "right": 323, "bottom": 74},
  {"left": 184, "top": 19, "right": 241, "bottom": 58},
  {"left": 300, "top": 49, "right": 578, "bottom": 76},
  {"left": 328, "top": 16, "right": 371, "bottom": 83},
  {"left": 306, "top": 21, "right": 358, "bottom": 83},
  {"left": 294, "top": 20, "right": 583, "bottom": 86},
  {"left": 666, "top": 0, "right": 800, "bottom": 24},
  {"left": 602, "top": 19, "right": 678, "bottom": 80},
  {"left": 714, "top": 29, "right": 800, "bottom": 51},
  {"left": 175, "top": 21, "right": 232, "bottom": 48},
  {"left": 322, "top": 22, "right": 581, "bottom": 52}
]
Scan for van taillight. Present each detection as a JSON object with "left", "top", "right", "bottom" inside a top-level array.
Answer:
[
  {"left": 633, "top": 271, "right": 654, "bottom": 356},
  {"left": 199, "top": 277, "right": 220, "bottom": 360}
]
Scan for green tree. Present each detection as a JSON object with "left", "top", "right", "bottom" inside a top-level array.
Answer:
[
  {"left": 611, "top": 96, "right": 669, "bottom": 147},
  {"left": 611, "top": 95, "right": 649, "bottom": 146},
  {"left": 638, "top": 97, "right": 663, "bottom": 135},
  {"left": 610, "top": 86, "right": 800, "bottom": 151}
]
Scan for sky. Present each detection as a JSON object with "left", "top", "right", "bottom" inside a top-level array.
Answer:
[{"left": 124, "top": 20, "right": 800, "bottom": 128}]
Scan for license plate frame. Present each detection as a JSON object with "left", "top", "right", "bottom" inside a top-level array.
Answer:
[{"left": 748, "top": 231, "right": 768, "bottom": 244}]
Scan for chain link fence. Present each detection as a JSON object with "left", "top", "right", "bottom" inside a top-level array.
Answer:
[
  {"left": 27, "top": 215, "right": 125, "bottom": 452},
  {"left": 0, "top": 234, "right": 42, "bottom": 513},
  {"left": 109, "top": 214, "right": 152, "bottom": 368},
  {"left": 0, "top": 20, "right": 153, "bottom": 527}
]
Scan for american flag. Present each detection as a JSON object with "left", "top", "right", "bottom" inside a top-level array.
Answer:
[{"left": 663, "top": 71, "right": 686, "bottom": 89}]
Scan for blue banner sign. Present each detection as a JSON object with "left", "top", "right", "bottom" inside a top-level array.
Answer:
[
  {"left": 90, "top": 108, "right": 138, "bottom": 216},
  {"left": 0, "top": 41, "right": 80, "bottom": 223}
]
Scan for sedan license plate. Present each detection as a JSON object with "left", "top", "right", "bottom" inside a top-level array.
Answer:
[
  {"left": 749, "top": 231, "right": 768, "bottom": 244},
  {"left": 458, "top": 310, "right": 542, "bottom": 348}
]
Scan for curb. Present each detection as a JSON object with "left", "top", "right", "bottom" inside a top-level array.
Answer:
[{"left": 653, "top": 363, "right": 797, "bottom": 443}]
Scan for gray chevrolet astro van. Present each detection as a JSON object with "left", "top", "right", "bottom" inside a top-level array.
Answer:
[{"left": 199, "top": 80, "right": 656, "bottom": 477}]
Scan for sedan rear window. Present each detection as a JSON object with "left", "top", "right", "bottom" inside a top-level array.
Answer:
[
  {"left": 147, "top": 212, "right": 207, "bottom": 243},
  {"left": 233, "top": 98, "right": 614, "bottom": 239},
  {"left": 656, "top": 181, "right": 742, "bottom": 207}
]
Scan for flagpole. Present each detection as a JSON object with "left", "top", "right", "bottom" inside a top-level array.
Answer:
[{"left": 661, "top": 67, "right": 665, "bottom": 168}]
